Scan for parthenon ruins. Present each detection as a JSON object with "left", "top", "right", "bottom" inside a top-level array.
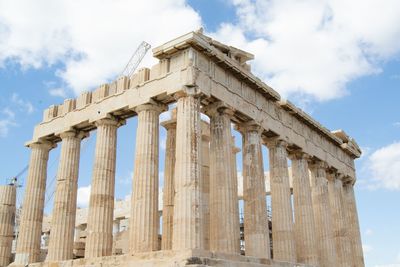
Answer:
[{"left": 0, "top": 31, "right": 364, "bottom": 267}]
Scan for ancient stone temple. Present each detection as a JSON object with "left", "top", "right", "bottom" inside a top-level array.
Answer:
[{"left": 6, "top": 31, "right": 364, "bottom": 267}]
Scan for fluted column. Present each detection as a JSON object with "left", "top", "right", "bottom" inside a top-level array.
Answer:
[
  {"left": 130, "top": 102, "right": 166, "bottom": 253},
  {"left": 14, "top": 141, "right": 54, "bottom": 265},
  {"left": 206, "top": 105, "right": 240, "bottom": 254},
  {"left": 200, "top": 121, "right": 211, "bottom": 250},
  {"left": 309, "top": 161, "right": 337, "bottom": 266},
  {"left": 265, "top": 138, "right": 296, "bottom": 262},
  {"left": 237, "top": 123, "right": 270, "bottom": 258},
  {"left": 161, "top": 110, "right": 177, "bottom": 250},
  {"left": 328, "top": 172, "right": 352, "bottom": 267},
  {"left": 343, "top": 182, "right": 365, "bottom": 267},
  {"left": 85, "top": 117, "right": 120, "bottom": 258},
  {"left": 172, "top": 90, "right": 203, "bottom": 250},
  {"left": 0, "top": 185, "right": 16, "bottom": 267},
  {"left": 231, "top": 136, "right": 240, "bottom": 253},
  {"left": 47, "top": 130, "right": 87, "bottom": 261},
  {"left": 289, "top": 151, "right": 318, "bottom": 265}
]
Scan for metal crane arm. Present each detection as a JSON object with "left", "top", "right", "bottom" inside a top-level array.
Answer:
[{"left": 120, "top": 41, "right": 151, "bottom": 78}]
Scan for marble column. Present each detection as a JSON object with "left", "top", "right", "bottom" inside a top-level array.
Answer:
[
  {"left": 47, "top": 130, "right": 86, "bottom": 261},
  {"left": 207, "top": 106, "right": 240, "bottom": 254},
  {"left": 172, "top": 90, "right": 203, "bottom": 250},
  {"left": 265, "top": 138, "right": 296, "bottom": 262},
  {"left": 0, "top": 185, "right": 16, "bottom": 267},
  {"left": 343, "top": 182, "right": 365, "bottom": 267},
  {"left": 200, "top": 121, "right": 211, "bottom": 250},
  {"left": 309, "top": 161, "right": 337, "bottom": 266},
  {"left": 237, "top": 123, "right": 270, "bottom": 258},
  {"left": 231, "top": 136, "right": 241, "bottom": 253},
  {"left": 14, "top": 141, "right": 54, "bottom": 265},
  {"left": 328, "top": 172, "right": 352, "bottom": 267},
  {"left": 130, "top": 102, "right": 166, "bottom": 253},
  {"left": 289, "top": 151, "right": 318, "bottom": 265},
  {"left": 85, "top": 117, "right": 120, "bottom": 258},
  {"left": 160, "top": 110, "right": 177, "bottom": 250}
]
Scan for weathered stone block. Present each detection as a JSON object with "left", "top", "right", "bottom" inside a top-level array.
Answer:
[{"left": 76, "top": 92, "right": 92, "bottom": 109}]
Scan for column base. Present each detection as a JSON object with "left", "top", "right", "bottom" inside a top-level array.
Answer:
[{"left": 15, "top": 249, "right": 314, "bottom": 267}]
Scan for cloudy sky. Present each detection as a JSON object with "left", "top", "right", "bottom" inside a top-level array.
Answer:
[{"left": 0, "top": 0, "right": 399, "bottom": 266}]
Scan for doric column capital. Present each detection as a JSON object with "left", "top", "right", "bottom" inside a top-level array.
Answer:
[
  {"left": 161, "top": 120, "right": 177, "bottom": 130},
  {"left": 234, "top": 120, "right": 262, "bottom": 135},
  {"left": 134, "top": 100, "right": 168, "bottom": 114},
  {"left": 263, "top": 136, "right": 288, "bottom": 149},
  {"left": 342, "top": 175, "right": 356, "bottom": 185},
  {"left": 202, "top": 101, "right": 235, "bottom": 118},
  {"left": 326, "top": 168, "right": 341, "bottom": 182},
  {"left": 94, "top": 116, "right": 125, "bottom": 128},
  {"left": 173, "top": 86, "right": 201, "bottom": 100},
  {"left": 27, "top": 139, "right": 56, "bottom": 150},
  {"left": 308, "top": 159, "right": 329, "bottom": 171},
  {"left": 161, "top": 109, "right": 177, "bottom": 130},
  {"left": 59, "top": 129, "right": 89, "bottom": 140},
  {"left": 336, "top": 172, "right": 346, "bottom": 181},
  {"left": 287, "top": 149, "right": 310, "bottom": 161}
]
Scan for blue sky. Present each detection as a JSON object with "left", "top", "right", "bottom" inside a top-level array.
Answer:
[{"left": 1, "top": 0, "right": 399, "bottom": 266}]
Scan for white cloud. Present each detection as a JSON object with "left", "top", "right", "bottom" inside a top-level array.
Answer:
[
  {"left": 77, "top": 185, "right": 91, "bottom": 208},
  {"left": 0, "top": 0, "right": 202, "bottom": 95},
  {"left": 0, "top": 94, "right": 36, "bottom": 137},
  {"left": 374, "top": 265, "right": 400, "bottom": 267},
  {"left": 11, "top": 93, "right": 34, "bottom": 114},
  {"left": 2, "top": 108, "right": 15, "bottom": 119},
  {"left": 212, "top": 0, "right": 400, "bottom": 102},
  {"left": 49, "top": 88, "right": 67, "bottom": 98},
  {"left": 359, "top": 146, "right": 371, "bottom": 161},
  {"left": 0, "top": 118, "right": 15, "bottom": 137},
  {"left": 393, "top": 122, "right": 400, "bottom": 127},
  {"left": 0, "top": 107, "right": 17, "bottom": 137},
  {"left": 366, "top": 142, "right": 400, "bottom": 190}
]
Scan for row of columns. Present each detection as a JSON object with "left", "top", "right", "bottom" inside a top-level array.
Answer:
[{"left": 13, "top": 91, "right": 364, "bottom": 267}]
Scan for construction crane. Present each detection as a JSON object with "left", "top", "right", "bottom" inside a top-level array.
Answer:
[
  {"left": 16, "top": 42, "right": 151, "bottom": 211},
  {"left": 120, "top": 41, "right": 151, "bottom": 78},
  {"left": 6, "top": 164, "right": 28, "bottom": 186},
  {"left": 11, "top": 41, "right": 151, "bottom": 211}
]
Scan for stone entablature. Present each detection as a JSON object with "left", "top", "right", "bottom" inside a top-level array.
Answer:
[{"left": 30, "top": 31, "right": 360, "bottom": 180}]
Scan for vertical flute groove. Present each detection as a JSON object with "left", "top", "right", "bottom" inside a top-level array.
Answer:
[
  {"left": 310, "top": 163, "right": 337, "bottom": 266},
  {"left": 328, "top": 173, "right": 352, "bottom": 267},
  {"left": 85, "top": 118, "right": 118, "bottom": 258},
  {"left": 172, "top": 94, "right": 203, "bottom": 250},
  {"left": 130, "top": 104, "right": 164, "bottom": 252},
  {"left": 343, "top": 183, "right": 365, "bottom": 267},
  {"left": 161, "top": 116, "right": 176, "bottom": 250},
  {"left": 238, "top": 124, "right": 270, "bottom": 258},
  {"left": 0, "top": 185, "right": 16, "bottom": 267},
  {"left": 267, "top": 139, "right": 296, "bottom": 262},
  {"left": 15, "top": 142, "right": 52, "bottom": 265},
  {"left": 290, "top": 153, "right": 318, "bottom": 265},
  {"left": 209, "top": 109, "right": 240, "bottom": 254},
  {"left": 47, "top": 131, "right": 83, "bottom": 261}
]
